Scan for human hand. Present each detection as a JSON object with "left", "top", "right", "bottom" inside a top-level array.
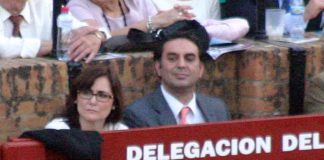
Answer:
[
  {"left": 68, "top": 26, "right": 102, "bottom": 63},
  {"left": 304, "top": 0, "right": 324, "bottom": 21},
  {"left": 152, "top": 5, "right": 195, "bottom": 28},
  {"left": 37, "top": 40, "right": 53, "bottom": 57}
]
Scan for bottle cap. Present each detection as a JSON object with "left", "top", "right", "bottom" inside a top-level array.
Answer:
[{"left": 60, "top": 6, "right": 69, "bottom": 13}]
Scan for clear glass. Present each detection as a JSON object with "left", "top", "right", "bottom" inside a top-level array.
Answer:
[{"left": 266, "top": 9, "right": 286, "bottom": 37}]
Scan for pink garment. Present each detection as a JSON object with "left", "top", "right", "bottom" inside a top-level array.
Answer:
[
  {"left": 202, "top": 18, "right": 250, "bottom": 41},
  {"left": 67, "top": 0, "right": 158, "bottom": 31}
]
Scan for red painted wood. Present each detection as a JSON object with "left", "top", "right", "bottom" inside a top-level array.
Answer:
[
  {"left": 2, "top": 139, "right": 66, "bottom": 160},
  {"left": 0, "top": 143, "right": 3, "bottom": 160},
  {"left": 101, "top": 114, "right": 324, "bottom": 160},
  {"left": 3, "top": 114, "right": 324, "bottom": 160}
]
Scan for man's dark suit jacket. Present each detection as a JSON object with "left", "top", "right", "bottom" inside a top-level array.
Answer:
[{"left": 123, "top": 88, "right": 230, "bottom": 128}]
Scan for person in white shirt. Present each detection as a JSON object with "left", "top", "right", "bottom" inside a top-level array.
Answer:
[
  {"left": 0, "top": 0, "right": 53, "bottom": 58},
  {"left": 151, "top": 0, "right": 249, "bottom": 41},
  {"left": 0, "top": 0, "right": 109, "bottom": 63},
  {"left": 45, "top": 64, "right": 128, "bottom": 131}
]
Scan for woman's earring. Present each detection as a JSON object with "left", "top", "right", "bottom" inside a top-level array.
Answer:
[{"left": 112, "top": 106, "right": 116, "bottom": 110}]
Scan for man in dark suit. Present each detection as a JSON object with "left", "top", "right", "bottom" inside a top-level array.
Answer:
[{"left": 123, "top": 21, "right": 230, "bottom": 128}]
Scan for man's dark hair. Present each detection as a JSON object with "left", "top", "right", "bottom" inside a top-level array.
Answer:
[
  {"left": 62, "top": 64, "right": 124, "bottom": 129},
  {"left": 153, "top": 20, "right": 211, "bottom": 62}
]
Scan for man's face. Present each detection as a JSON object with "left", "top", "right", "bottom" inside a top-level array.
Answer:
[{"left": 155, "top": 38, "right": 204, "bottom": 92}]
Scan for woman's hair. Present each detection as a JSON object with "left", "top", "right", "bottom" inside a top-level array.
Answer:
[{"left": 63, "top": 64, "right": 124, "bottom": 129}]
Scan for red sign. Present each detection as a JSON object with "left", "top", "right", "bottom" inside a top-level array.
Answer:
[{"left": 101, "top": 114, "right": 324, "bottom": 160}]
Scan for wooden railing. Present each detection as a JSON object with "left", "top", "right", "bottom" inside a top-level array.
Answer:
[{"left": 2, "top": 114, "right": 324, "bottom": 160}]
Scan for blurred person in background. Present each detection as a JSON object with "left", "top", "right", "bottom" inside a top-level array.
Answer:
[
  {"left": 0, "top": 0, "right": 111, "bottom": 63},
  {"left": 67, "top": 0, "right": 194, "bottom": 36},
  {"left": 304, "top": 0, "right": 324, "bottom": 31},
  {"left": 0, "top": 0, "right": 53, "bottom": 58},
  {"left": 151, "top": 0, "right": 249, "bottom": 41}
]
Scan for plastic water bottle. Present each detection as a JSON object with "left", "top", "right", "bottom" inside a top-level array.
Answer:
[
  {"left": 56, "top": 6, "right": 72, "bottom": 61},
  {"left": 289, "top": 0, "right": 305, "bottom": 39}
]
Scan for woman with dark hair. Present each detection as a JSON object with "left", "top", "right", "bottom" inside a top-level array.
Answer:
[{"left": 45, "top": 64, "right": 128, "bottom": 131}]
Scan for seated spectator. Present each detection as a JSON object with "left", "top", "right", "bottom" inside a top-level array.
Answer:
[
  {"left": 123, "top": 21, "right": 230, "bottom": 128},
  {"left": 281, "top": 0, "right": 324, "bottom": 33},
  {"left": 304, "top": 0, "right": 324, "bottom": 31},
  {"left": 151, "top": 0, "right": 249, "bottom": 41},
  {"left": 45, "top": 64, "right": 128, "bottom": 131},
  {"left": 0, "top": 0, "right": 109, "bottom": 63},
  {"left": 67, "top": 0, "right": 193, "bottom": 36},
  {"left": 304, "top": 72, "right": 324, "bottom": 114},
  {"left": 0, "top": 0, "right": 53, "bottom": 58}
]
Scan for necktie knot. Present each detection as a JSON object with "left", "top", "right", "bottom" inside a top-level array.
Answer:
[
  {"left": 9, "top": 15, "right": 23, "bottom": 37},
  {"left": 180, "top": 106, "right": 190, "bottom": 125}
]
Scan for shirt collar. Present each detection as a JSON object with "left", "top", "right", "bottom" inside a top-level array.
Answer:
[
  {"left": 0, "top": 5, "right": 11, "bottom": 23},
  {"left": 20, "top": 2, "right": 31, "bottom": 24},
  {"left": 160, "top": 85, "right": 197, "bottom": 118}
]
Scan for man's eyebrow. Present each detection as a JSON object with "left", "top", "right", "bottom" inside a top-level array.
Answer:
[{"left": 165, "top": 52, "right": 177, "bottom": 55}]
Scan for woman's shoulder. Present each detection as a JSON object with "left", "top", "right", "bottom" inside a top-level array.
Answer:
[
  {"left": 107, "top": 121, "right": 129, "bottom": 131},
  {"left": 45, "top": 117, "right": 70, "bottom": 130}
]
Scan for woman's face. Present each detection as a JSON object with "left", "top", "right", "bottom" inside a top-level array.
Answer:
[{"left": 77, "top": 76, "right": 114, "bottom": 124}]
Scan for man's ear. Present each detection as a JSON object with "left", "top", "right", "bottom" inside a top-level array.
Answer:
[
  {"left": 154, "top": 61, "right": 161, "bottom": 77},
  {"left": 199, "top": 63, "right": 205, "bottom": 78}
]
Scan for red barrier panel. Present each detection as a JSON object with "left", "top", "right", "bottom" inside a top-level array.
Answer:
[
  {"left": 3, "top": 115, "right": 324, "bottom": 160},
  {"left": 2, "top": 139, "right": 66, "bottom": 160},
  {"left": 0, "top": 143, "right": 3, "bottom": 160},
  {"left": 101, "top": 114, "right": 324, "bottom": 160}
]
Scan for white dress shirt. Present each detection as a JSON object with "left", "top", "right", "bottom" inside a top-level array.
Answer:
[
  {"left": 0, "top": 0, "right": 53, "bottom": 58},
  {"left": 160, "top": 85, "right": 205, "bottom": 124}
]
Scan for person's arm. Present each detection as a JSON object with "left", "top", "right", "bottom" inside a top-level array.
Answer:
[
  {"left": 203, "top": 18, "right": 249, "bottom": 41},
  {"left": 69, "top": 0, "right": 194, "bottom": 35},
  {"left": 37, "top": 40, "right": 53, "bottom": 57},
  {"left": 81, "top": 6, "right": 194, "bottom": 37},
  {"left": 304, "top": 0, "right": 324, "bottom": 21},
  {"left": 68, "top": 26, "right": 106, "bottom": 63},
  {"left": 0, "top": 36, "right": 43, "bottom": 58}
]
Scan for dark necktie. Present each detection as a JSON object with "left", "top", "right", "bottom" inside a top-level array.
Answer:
[{"left": 9, "top": 15, "right": 23, "bottom": 37}]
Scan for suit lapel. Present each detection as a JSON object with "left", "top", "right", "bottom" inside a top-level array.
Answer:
[
  {"left": 196, "top": 94, "right": 218, "bottom": 122},
  {"left": 149, "top": 88, "right": 177, "bottom": 125}
]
